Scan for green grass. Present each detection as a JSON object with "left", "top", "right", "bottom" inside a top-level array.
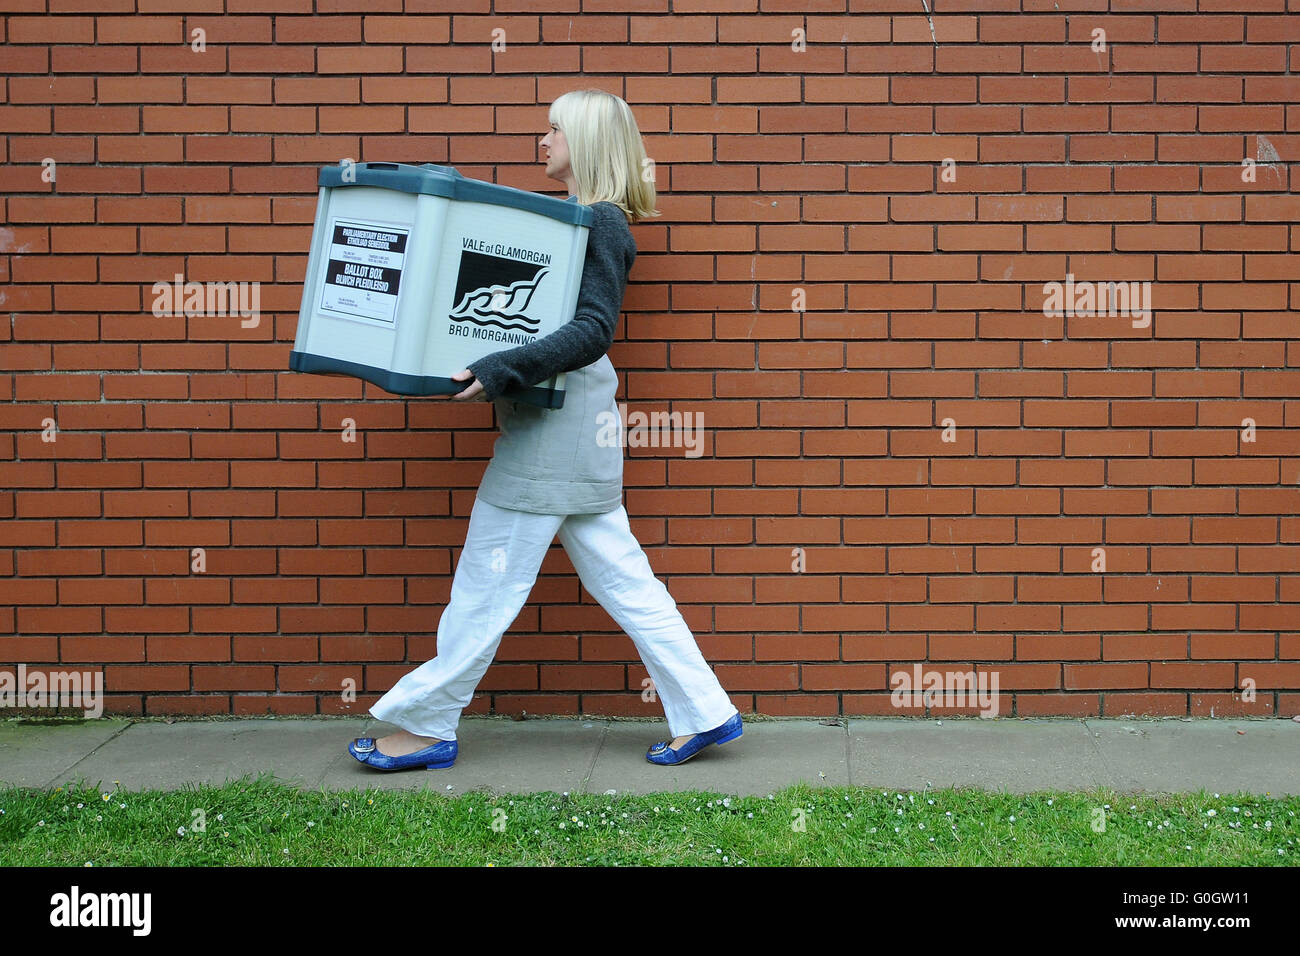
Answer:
[{"left": 1, "top": 775, "right": 1296, "bottom": 866}]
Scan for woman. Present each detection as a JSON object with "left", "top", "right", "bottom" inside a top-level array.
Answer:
[{"left": 349, "top": 89, "right": 742, "bottom": 771}]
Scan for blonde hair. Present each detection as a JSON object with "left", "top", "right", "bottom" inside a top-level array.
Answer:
[{"left": 548, "top": 89, "right": 660, "bottom": 224}]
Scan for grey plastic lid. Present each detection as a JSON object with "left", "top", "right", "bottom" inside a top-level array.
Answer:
[{"left": 318, "top": 161, "right": 593, "bottom": 227}]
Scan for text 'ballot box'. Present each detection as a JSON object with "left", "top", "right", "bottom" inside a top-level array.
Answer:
[{"left": 290, "top": 161, "right": 593, "bottom": 409}]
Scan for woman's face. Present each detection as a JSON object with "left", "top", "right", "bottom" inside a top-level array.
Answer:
[{"left": 540, "top": 121, "right": 571, "bottom": 186}]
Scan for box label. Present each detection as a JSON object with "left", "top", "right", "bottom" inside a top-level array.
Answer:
[{"left": 319, "top": 219, "right": 409, "bottom": 325}]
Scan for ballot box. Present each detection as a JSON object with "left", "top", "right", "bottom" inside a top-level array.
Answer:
[{"left": 290, "top": 161, "right": 593, "bottom": 409}]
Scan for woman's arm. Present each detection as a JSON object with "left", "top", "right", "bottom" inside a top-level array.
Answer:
[{"left": 466, "top": 202, "right": 635, "bottom": 401}]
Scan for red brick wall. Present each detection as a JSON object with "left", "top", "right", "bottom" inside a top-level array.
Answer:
[{"left": 2, "top": 1, "right": 1298, "bottom": 721}]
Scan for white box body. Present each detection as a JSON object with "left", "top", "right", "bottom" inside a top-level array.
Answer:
[{"left": 291, "top": 162, "right": 592, "bottom": 409}]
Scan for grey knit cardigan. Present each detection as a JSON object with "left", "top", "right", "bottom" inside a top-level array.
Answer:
[{"left": 466, "top": 200, "right": 637, "bottom": 514}]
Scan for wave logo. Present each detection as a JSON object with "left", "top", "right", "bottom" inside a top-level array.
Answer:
[{"left": 448, "top": 250, "right": 548, "bottom": 334}]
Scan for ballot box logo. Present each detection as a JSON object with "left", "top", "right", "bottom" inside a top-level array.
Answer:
[{"left": 448, "top": 249, "right": 550, "bottom": 335}]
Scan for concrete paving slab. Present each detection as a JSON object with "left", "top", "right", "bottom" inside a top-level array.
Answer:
[
  {"left": 34, "top": 718, "right": 373, "bottom": 792},
  {"left": 322, "top": 718, "right": 607, "bottom": 794},
  {"left": 1084, "top": 718, "right": 1300, "bottom": 796},
  {"left": 585, "top": 718, "right": 848, "bottom": 796},
  {"left": 0, "top": 718, "right": 133, "bottom": 789},
  {"left": 847, "top": 717, "right": 1112, "bottom": 794},
  {"left": 2, "top": 714, "right": 1296, "bottom": 797}
]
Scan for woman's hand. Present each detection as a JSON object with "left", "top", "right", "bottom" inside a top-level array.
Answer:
[{"left": 449, "top": 368, "right": 487, "bottom": 401}]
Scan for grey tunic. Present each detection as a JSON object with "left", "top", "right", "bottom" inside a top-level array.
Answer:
[{"left": 466, "top": 200, "right": 637, "bottom": 515}]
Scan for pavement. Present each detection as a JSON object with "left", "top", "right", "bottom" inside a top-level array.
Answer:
[{"left": 2, "top": 714, "right": 1299, "bottom": 797}]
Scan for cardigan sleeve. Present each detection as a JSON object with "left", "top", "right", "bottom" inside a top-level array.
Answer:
[{"left": 465, "top": 201, "right": 635, "bottom": 401}]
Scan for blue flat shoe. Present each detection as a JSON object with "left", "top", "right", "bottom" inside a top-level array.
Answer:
[
  {"left": 349, "top": 736, "right": 457, "bottom": 771},
  {"left": 646, "top": 712, "right": 743, "bottom": 765}
]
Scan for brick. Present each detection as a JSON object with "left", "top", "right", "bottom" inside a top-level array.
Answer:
[
  {"left": 95, "top": 15, "right": 182, "bottom": 43},
  {"left": 317, "top": 45, "right": 403, "bottom": 74}
]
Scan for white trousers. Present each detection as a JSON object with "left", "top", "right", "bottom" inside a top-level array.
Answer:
[{"left": 369, "top": 495, "right": 739, "bottom": 741}]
